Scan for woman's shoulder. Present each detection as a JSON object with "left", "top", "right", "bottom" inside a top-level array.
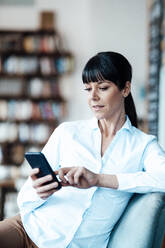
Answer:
[
  {"left": 131, "top": 125, "right": 157, "bottom": 144},
  {"left": 125, "top": 117, "right": 156, "bottom": 144}
]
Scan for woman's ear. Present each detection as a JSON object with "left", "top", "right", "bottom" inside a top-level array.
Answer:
[{"left": 122, "top": 81, "right": 131, "bottom": 97}]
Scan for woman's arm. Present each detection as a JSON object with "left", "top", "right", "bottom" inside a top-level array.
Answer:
[
  {"left": 97, "top": 173, "right": 119, "bottom": 189},
  {"left": 57, "top": 140, "right": 165, "bottom": 193},
  {"left": 115, "top": 140, "right": 165, "bottom": 193},
  {"left": 57, "top": 166, "right": 119, "bottom": 189}
]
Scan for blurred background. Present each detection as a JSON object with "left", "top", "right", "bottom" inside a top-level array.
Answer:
[{"left": 0, "top": 0, "right": 164, "bottom": 219}]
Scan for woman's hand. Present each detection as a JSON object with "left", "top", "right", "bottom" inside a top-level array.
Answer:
[
  {"left": 56, "top": 167, "right": 99, "bottom": 189},
  {"left": 30, "top": 168, "right": 59, "bottom": 200}
]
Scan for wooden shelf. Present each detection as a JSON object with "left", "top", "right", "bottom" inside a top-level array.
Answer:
[
  {"left": 0, "top": 50, "right": 72, "bottom": 57},
  {"left": 0, "top": 95, "right": 65, "bottom": 102},
  {"left": 0, "top": 140, "right": 47, "bottom": 147},
  {"left": 0, "top": 118, "right": 59, "bottom": 124},
  {"left": 0, "top": 29, "right": 57, "bottom": 35},
  {"left": 0, "top": 73, "right": 60, "bottom": 78}
]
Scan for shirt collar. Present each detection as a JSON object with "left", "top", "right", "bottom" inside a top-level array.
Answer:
[
  {"left": 89, "top": 115, "right": 134, "bottom": 133},
  {"left": 120, "top": 116, "right": 134, "bottom": 133}
]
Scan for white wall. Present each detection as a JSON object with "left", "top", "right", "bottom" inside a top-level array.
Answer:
[
  {"left": 88, "top": 0, "right": 148, "bottom": 120},
  {"left": 0, "top": 0, "right": 148, "bottom": 121}
]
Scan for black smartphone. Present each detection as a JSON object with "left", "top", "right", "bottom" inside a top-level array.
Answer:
[{"left": 24, "top": 152, "right": 62, "bottom": 190}]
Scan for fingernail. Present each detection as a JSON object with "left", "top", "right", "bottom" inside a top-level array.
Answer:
[
  {"left": 53, "top": 182, "right": 58, "bottom": 188},
  {"left": 47, "top": 175, "right": 52, "bottom": 180}
]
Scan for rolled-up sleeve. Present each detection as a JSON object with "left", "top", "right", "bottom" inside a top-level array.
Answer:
[{"left": 116, "top": 139, "right": 165, "bottom": 193}]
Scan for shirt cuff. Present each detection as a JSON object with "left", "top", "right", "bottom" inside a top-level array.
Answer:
[
  {"left": 116, "top": 172, "right": 160, "bottom": 193},
  {"left": 116, "top": 173, "right": 135, "bottom": 191}
]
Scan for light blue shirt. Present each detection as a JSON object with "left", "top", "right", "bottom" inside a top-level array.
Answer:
[{"left": 17, "top": 117, "right": 165, "bottom": 248}]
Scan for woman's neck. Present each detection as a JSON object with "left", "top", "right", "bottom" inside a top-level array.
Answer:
[{"left": 98, "top": 111, "right": 126, "bottom": 138}]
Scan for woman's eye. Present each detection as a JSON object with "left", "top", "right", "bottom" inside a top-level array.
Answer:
[
  {"left": 99, "top": 87, "right": 109, "bottom": 91},
  {"left": 84, "top": 88, "right": 91, "bottom": 91}
]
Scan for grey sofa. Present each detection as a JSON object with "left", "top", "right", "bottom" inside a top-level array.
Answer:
[{"left": 107, "top": 192, "right": 165, "bottom": 248}]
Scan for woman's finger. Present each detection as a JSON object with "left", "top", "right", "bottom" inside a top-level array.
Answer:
[
  {"left": 74, "top": 168, "right": 84, "bottom": 185},
  {"left": 30, "top": 168, "right": 39, "bottom": 180},
  {"left": 58, "top": 169, "right": 68, "bottom": 183},
  {"left": 65, "top": 168, "right": 77, "bottom": 185},
  {"left": 32, "top": 174, "right": 53, "bottom": 188},
  {"left": 58, "top": 167, "right": 77, "bottom": 184},
  {"left": 36, "top": 181, "right": 59, "bottom": 194}
]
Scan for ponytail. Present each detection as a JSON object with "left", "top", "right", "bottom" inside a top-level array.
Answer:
[{"left": 124, "top": 93, "right": 138, "bottom": 128}]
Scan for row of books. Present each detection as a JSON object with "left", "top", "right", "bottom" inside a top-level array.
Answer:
[
  {"left": 0, "top": 34, "right": 22, "bottom": 51},
  {"left": 1, "top": 55, "right": 73, "bottom": 75},
  {"left": 0, "top": 122, "right": 53, "bottom": 143},
  {"left": 0, "top": 100, "right": 65, "bottom": 121},
  {"left": 0, "top": 34, "right": 61, "bottom": 53},
  {"left": 23, "top": 35, "right": 61, "bottom": 53},
  {"left": 0, "top": 78, "right": 61, "bottom": 98},
  {"left": 27, "top": 78, "right": 61, "bottom": 98},
  {"left": 161, "top": 20, "right": 165, "bottom": 65},
  {"left": 0, "top": 78, "right": 23, "bottom": 96}
]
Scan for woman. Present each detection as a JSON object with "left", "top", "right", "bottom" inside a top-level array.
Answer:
[{"left": 1, "top": 51, "right": 165, "bottom": 248}]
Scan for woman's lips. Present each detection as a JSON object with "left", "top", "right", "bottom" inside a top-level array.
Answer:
[{"left": 92, "top": 105, "right": 104, "bottom": 111}]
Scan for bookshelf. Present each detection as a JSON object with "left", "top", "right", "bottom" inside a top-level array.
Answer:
[
  {"left": 0, "top": 29, "right": 73, "bottom": 167},
  {"left": 0, "top": 29, "right": 73, "bottom": 218},
  {"left": 147, "top": 0, "right": 164, "bottom": 137}
]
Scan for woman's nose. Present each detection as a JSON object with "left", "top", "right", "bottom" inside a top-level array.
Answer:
[{"left": 91, "top": 89, "right": 99, "bottom": 100}]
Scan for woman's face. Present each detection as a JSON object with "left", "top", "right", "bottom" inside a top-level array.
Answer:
[{"left": 84, "top": 80, "right": 130, "bottom": 120}]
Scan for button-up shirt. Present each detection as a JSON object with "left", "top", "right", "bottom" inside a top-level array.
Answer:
[{"left": 17, "top": 116, "right": 165, "bottom": 248}]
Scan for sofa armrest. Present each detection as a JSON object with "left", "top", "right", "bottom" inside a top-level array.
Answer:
[{"left": 107, "top": 192, "right": 165, "bottom": 248}]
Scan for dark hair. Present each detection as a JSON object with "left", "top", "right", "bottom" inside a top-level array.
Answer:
[{"left": 82, "top": 51, "right": 138, "bottom": 127}]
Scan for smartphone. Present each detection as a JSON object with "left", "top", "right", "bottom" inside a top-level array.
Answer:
[{"left": 24, "top": 152, "right": 62, "bottom": 190}]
